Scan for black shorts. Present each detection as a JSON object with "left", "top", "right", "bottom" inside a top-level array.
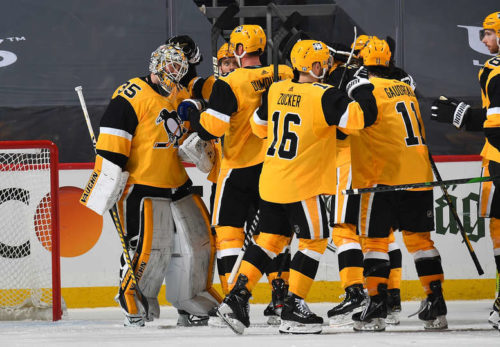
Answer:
[
  {"left": 358, "top": 189, "right": 434, "bottom": 238},
  {"left": 259, "top": 195, "right": 330, "bottom": 240},
  {"left": 211, "top": 163, "right": 262, "bottom": 227}
]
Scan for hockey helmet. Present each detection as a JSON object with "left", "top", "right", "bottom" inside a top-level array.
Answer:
[
  {"left": 481, "top": 12, "right": 500, "bottom": 40},
  {"left": 352, "top": 35, "right": 379, "bottom": 51},
  {"left": 359, "top": 38, "right": 391, "bottom": 67},
  {"left": 217, "top": 42, "right": 234, "bottom": 62},
  {"left": 290, "top": 39, "right": 332, "bottom": 79},
  {"left": 230, "top": 25, "right": 266, "bottom": 58}
]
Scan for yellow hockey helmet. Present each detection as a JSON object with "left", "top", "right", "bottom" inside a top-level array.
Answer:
[
  {"left": 217, "top": 42, "right": 234, "bottom": 61},
  {"left": 352, "top": 35, "right": 379, "bottom": 51},
  {"left": 230, "top": 24, "right": 266, "bottom": 56},
  {"left": 482, "top": 12, "right": 500, "bottom": 38},
  {"left": 290, "top": 40, "right": 332, "bottom": 79},
  {"left": 359, "top": 38, "right": 391, "bottom": 67}
]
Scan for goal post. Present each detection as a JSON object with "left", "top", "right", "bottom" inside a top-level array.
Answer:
[{"left": 0, "top": 140, "right": 62, "bottom": 321}]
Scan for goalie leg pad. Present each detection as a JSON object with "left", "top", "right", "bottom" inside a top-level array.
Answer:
[
  {"left": 165, "top": 194, "right": 219, "bottom": 316},
  {"left": 118, "top": 198, "right": 175, "bottom": 320}
]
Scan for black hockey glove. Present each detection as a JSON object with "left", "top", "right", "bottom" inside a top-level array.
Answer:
[
  {"left": 166, "top": 35, "right": 202, "bottom": 65},
  {"left": 430, "top": 96, "right": 470, "bottom": 129}
]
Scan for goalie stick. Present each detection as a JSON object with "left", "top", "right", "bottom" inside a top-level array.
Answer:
[
  {"left": 343, "top": 176, "right": 497, "bottom": 195},
  {"left": 74, "top": 85, "right": 150, "bottom": 317},
  {"left": 211, "top": 2, "right": 239, "bottom": 79}
]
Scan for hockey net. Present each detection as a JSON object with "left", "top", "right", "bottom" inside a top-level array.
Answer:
[{"left": 0, "top": 141, "right": 63, "bottom": 321}]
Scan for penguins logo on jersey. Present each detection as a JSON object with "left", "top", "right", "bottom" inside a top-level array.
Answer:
[{"left": 154, "top": 108, "right": 186, "bottom": 148}]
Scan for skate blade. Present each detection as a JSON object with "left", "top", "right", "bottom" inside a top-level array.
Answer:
[
  {"left": 279, "top": 320, "right": 322, "bottom": 334},
  {"left": 208, "top": 316, "right": 228, "bottom": 328},
  {"left": 329, "top": 306, "right": 364, "bottom": 327},
  {"left": 488, "top": 310, "right": 500, "bottom": 329},
  {"left": 423, "top": 315, "right": 448, "bottom": 330},
  {"left": 216, "top": 304, "right": 246, "bottom": 335},
  {"left": 266, "top": 315, "right": 281, "bottom": 326},
  {"left": 353, "top": 318, "right": 386, "bottom": 332},
  {"left": 385, "top": 312, "right": 400, "bottom": 325}
]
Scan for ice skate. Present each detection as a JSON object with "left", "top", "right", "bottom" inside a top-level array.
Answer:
[
  {"left": 352, "top": 284, "right": 387, "bottom": 332},
  {"left": 216, "top": 274, "right": 251, "bottom": 335},
  {"left": 386, "top": 288, "right": 401, "bottom": 325},
  {"left": 328, "top": 284, "right": 366, "bottom": 326},
  {"left": 279, "top": 295, "right": 323, "bottom": 334},
  {"left": 123, "top": 314, "right": 145, "bottom": 327},
  {"left": 410, "top": 280, "right": 448, "bottom": 330},
  {"left": 208, "top": 306, "right": 227, "bottom": 328},
  {"left": 176, "top": 309, "right": 209, "bottom": 327},
  {"left": 265, "top": 278, "right": 288, "bottom": 325},
  {"left": 488, "top": 295, "right": 500, "bottom": 329}
]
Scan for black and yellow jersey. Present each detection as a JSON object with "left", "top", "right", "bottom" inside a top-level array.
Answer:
[
  {"left": 251, "top": 78, "right": 377, "bottom": 203},
  {"left": 199, "top": 65, "right": 293, "bottom": 170},
  {"left": 349, "top": 77, "right": 433, "bottom": 188},
  {"left": 96, "top": 75, "right": 189, "bottom": 188},
  {"left": 479, "top": 55, "right": 500, "bottom": 162}
]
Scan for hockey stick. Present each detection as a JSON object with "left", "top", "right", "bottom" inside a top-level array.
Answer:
[
  {"left": 337, "top": 25, "right": 358, "bottom": 90},
  {"left": 74, "top": 85, "right": 149, "bottom": 316},
  {"left": 343, "top": 176, "right": 496, "bottom": 195},
  {"left": 211, "top": 2, "right": 239, "bottom": 79},
  {"left": 227, "top": 210, "right": 260, "bottom": 284},
  {"left": 417, "top": 118, "right": 484, "bottom": 275}
]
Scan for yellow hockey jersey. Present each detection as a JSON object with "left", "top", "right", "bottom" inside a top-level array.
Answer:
[
  {"left": 349, "top": 77, "right": 433, "bottom": 188},
  {"left": 200, "top": 65, "right": 293, "bottom": 170},
  {"left": 251, "top": 78, "right": 377, "bottom": 203},
  {"left": 96, "top": 76, "right": 189, "bottom": 188},
  {"left": 479, "top": 55, "right": 500, "bottom": 162}
]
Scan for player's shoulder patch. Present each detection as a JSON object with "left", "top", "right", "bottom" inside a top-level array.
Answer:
[{"left": 485, "top": 56, "right": 500, "bottom": 68}]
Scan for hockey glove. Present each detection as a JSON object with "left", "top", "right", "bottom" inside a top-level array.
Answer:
[
  {"left": 400, "top": 73, "right": 417, "bottom": 91},
  {"left": 178, "top": 132, "right": 215, "bottom": 173},
  {"left": 177, "top": 99, "right": 205, "bottom": 122},
  {"left": 167, "top": 35, "right": 202, "bottom": 65},
  {"left": 346, "top": 77, "right": 372, "bottom": 100},
  {"left": 430, "top": 96, "right": 470, "bottom": 129}
]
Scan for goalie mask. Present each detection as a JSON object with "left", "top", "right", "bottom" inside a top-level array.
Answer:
[
  {"left": 359, "top": 38, "right": 391, "bottom": 67},
  {"left": 149, "top": 44, "right": 189, "bottom": 94},
  {"left": 230, "top": 24, "right": 266, "bottom": 67},
  {"left": 290, "top": 40, "right": 332, "bottom": 79}
]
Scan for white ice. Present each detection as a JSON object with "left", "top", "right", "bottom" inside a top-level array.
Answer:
[{"left": 0, "top": 301, "right": 498, "bottom": 347}]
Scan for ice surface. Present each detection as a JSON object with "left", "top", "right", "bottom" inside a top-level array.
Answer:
[{"left": 0, "top": 301, "right": 498, "bottom": 346}]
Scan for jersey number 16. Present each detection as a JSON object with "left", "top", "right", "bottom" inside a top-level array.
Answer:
[{"left": 267, "top": 111, "right": 301, "bottom": 160}]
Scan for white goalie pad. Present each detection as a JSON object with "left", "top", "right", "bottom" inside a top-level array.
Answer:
[
  {"left": 165, "top": 194, "right": 218, "bottom": 316},
  {"left": 178, "top": 132, "right": 215, "bottom": 173},
  {"left": 80, "top": 155, "right": 129, "bottom": 215},
  {"left": 134, "top": 198, "right": 175, "bottom": 321}
]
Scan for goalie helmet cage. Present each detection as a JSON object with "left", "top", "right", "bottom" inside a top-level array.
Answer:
[{"left": 0, "top": 140, "right": 62, "bottom": 321}]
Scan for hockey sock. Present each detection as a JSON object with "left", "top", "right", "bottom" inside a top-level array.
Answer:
[
  {"left": 490, "top": 218, "right": 500, "bottom": 275},
  {"left": 288, "top": 239, "right": 328, "bottom": 299},
  {"left": 388, "top": 232, "right": 402, "bottom": 290},
  {"left": 363, "top": 237, "right": 390, "bottom": 296},
  {"left": 334, "top": 224, "right": 364, "bottom": 289},
  {"left": 403, "top": 231, "right": 444, "bottom": 295}
]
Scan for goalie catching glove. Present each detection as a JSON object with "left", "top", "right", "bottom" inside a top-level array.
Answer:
[
  {"left": 431, "top": 96, "right": 470, "bottom": 129},
  {"left": 179, "top": 132, "right": 215, "bottom": 173},
  {"left": 80, "top": 155, "right": 129, "bottom": 215}
]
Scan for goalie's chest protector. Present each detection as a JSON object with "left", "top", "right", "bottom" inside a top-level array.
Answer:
[
  {"left": 349, "top": 77, "right": 433, "bottom": 188},
  {"left": 259, "top": 80, "right": 338, "bottom": 204},
  {"left": 480, "top": 56, "right": 500, "bottom": 163},
  {"left": 112, "top": 78, "right": 189, "bottom": 188}
]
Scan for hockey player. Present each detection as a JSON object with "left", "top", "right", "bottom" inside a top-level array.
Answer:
[
  {"left": 80, "top": 44, "right": 219, "bottom": 327},
  {"left": 430, "top": 11, "right": 500, "bottom": 329},
  {"left": 326, "top": 35, "right": 404, "bottom": 326},
  {"left": 179, "top": 24, "right": 293, "bottom": 304},
  {"left": 349, "top": 38, "right": 447, "bottom": 332},
  {"left": 215, "top": 39, "right": 378, "bottom": 335}
]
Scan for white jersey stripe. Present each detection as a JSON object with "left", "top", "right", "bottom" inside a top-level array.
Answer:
[
  {"left": 100, "top": 127, "right": 133, "bottom": 141},
  {"left": 206, "top": 108, "right": 230, "bottom": 123}
]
